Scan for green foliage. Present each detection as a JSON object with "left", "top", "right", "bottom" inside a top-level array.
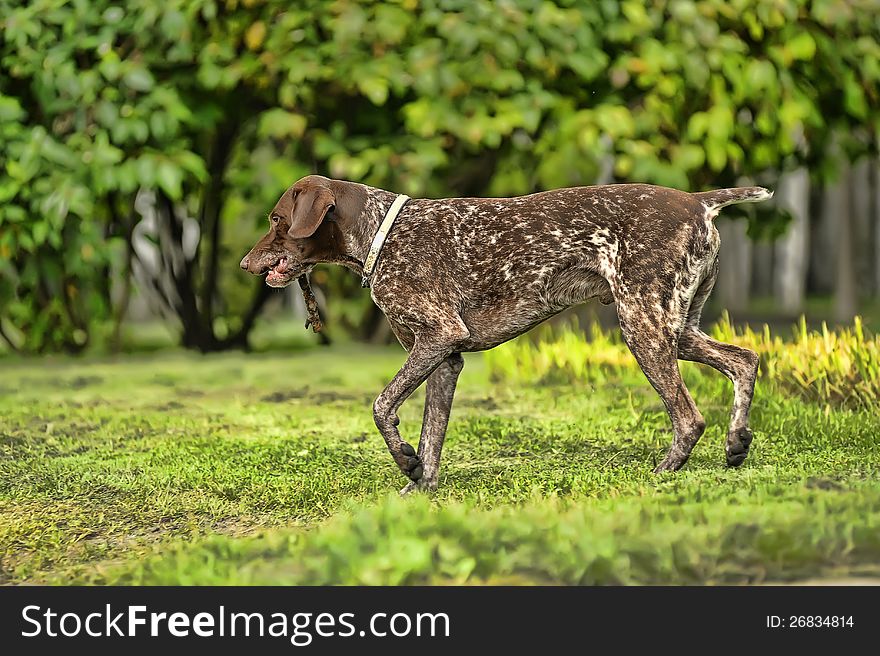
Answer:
[
  {"left": 1, "top": 346, "right": 879, "bottom": 583},
  {"left": 2, "top": 0, "right": 878, "bottom": 351},
  {"left": 0, "top": 0, "right": 211, "bottom": 351},
  {"left": 0, "top": 93, "right": 113, "bottom": 351},
  {"left": 227, "top": 0, "right": 879, "bottom": 196},
  {"left": 485, "top": 314, "right": 880, "bottom": 409}
]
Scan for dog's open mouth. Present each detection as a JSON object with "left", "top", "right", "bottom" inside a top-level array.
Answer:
[{"left": 265, "top": 257, "right": 294, "bottom": 287}]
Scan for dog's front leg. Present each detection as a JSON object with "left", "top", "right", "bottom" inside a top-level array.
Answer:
[
  {"left": 399, "top": 353, "right": 465, "bottom": 495},
  {"left": 373, "top": 327, "right": 468, "bottom": 489}
]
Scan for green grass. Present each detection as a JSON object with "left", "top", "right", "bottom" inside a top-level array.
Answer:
[
  {"left": 1, "top": 341, "right": 879, "bottom": 584},
  {"left": 486, "top": 314, "right": 880, "bottom": 410}
]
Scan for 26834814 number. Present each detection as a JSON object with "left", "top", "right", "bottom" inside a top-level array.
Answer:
[{"left": 766, "top": 616, "right": 854, "bottom": 628}]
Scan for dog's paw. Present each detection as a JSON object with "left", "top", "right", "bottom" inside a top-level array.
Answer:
[
  {"left": 653, "top": 450, "right": 689, "bottom": 473},
  {"left": 393, "top": 442, "right": 424, "bottom": 482},
  {"left": 726, "top": 427, "right": 753, "bottom": 467},
  {"left": 654, "top": 456, "right": 687, "bottom": 474}
]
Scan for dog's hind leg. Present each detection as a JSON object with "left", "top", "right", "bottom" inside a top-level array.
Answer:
[
  {"left": 678, "top": 329, "right": 758, "bottom": 466},
  {"left": 400, "top": 353, "right": 464, "bottom": 495},
  {"left": 677, "top": 263, "right": 760, "bottom": 466},
  {"left": 616, "top": 301, "right": 706, "bottom": 472}
]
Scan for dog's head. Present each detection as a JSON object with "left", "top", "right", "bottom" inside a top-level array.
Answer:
[{"left": 240, "top": 175, "right": 346, "bottom": 288}]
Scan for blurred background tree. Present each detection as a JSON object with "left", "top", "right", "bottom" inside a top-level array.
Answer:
[{"left": 1, "top": 0, "right": 878, "bottom": 354}]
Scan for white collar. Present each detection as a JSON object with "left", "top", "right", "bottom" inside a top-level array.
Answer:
[{"left": 361, "top": 194, "right": 410, "bottom": 288}]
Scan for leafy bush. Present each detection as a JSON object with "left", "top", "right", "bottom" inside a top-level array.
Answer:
[
  {"left": 485, "top": 314, "right": 880, "bottom": 409},
  {"left": 0, "top": 1, "right": 213, "bottom": 351},
  {"left": 0, "top": 96, "right": 116, "bottom": 352},
  {"left": 2, "top": 0, "right": 878, "bottom": 351}
]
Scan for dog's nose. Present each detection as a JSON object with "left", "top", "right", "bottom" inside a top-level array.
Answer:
[{"left": 240, "top": 255, "right": 250, "bottom": 271}]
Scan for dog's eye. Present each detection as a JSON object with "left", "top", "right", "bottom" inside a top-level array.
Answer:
[{"left": 271, "top": 215, "right": 279, "bottom": 225}]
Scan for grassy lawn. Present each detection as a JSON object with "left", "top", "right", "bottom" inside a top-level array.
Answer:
[{"left": 1, "top": 342, "right": 879, "bottom": 584}]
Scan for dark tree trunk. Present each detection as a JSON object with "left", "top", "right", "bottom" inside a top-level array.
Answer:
[{"left": 198, "top": 120, "right": 240, "bottom": 341}]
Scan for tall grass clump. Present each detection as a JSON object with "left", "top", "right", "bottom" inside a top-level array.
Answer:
[
  {"left": 484, "top": 319, "right": 633, "bottom": 385},
  {"left": 712, "top": 313, "right": 880, "bottom": 410},
  {"left": 486, "top": 314, "right": 880, "bottom": 409}
]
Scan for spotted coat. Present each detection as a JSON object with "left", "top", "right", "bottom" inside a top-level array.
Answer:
[{"left": 240, "top": 176, "right": 773, "bottom": 492}]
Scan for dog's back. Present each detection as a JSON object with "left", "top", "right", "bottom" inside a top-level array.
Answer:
[{"left": 373, "top": 183, "right": 754, "bottom": 350}]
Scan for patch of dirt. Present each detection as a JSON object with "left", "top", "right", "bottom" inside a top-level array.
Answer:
[
  {"left": 155, "top": 401, "right": 184, "bottom": 411},
  {"left": 151, "top": 374, "right": 180, "bottom": 387},
  {"left": 805, "top": 477, "right": 846, "bottom": 491},
  {"left": 60, "top": 421, "right": 100, "bottom": 438},
  {"left": 261, "top": 388, "right": 370, "bottom": 404},
  {"left": 0, "top": 433, "right": 26, "bottom": 449},
  {"left": 66, "top": 375, "right": 104, "bottom": 389},
  {"left": 309, "top": 390, "right": 369, "bottom": 403},
  {"left": 177, "top": 389, "right": 205, "bottom": 398},
  {"left": 262, "top": 388, "right": 309, "bottom": 403},
  {"left": 462, "top": 397, "right": 500, "bottom": 411}
]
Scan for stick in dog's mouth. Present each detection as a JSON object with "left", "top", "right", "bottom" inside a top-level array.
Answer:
[{"left": 297, "top": 274, "right": 323, "bottom": 333}]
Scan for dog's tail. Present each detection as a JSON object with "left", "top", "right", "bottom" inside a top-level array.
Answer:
[{"left": 692, "top": 187, "right": 774, "bottom": 213}]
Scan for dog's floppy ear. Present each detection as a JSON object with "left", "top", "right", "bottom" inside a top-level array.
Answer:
[{"left": 288, "top": 186, "right": 335, "bottom": 239}]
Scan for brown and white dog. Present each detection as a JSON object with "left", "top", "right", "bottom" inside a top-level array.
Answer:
[{"left": 241, "top": 175, "right": 772, "bottom": 493}]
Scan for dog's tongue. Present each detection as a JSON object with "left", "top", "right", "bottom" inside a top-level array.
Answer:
[{"left": 275, "top": 257, "right": 289, "bottom": 274}]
